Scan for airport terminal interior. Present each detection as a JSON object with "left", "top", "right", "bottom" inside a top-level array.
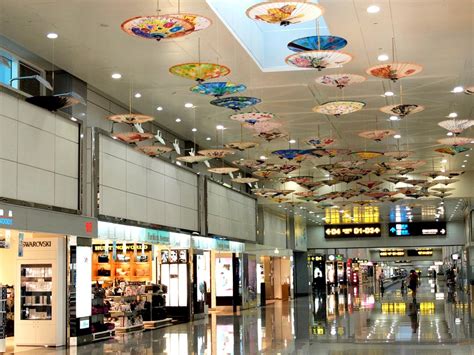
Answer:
[{"left": 0, "top": 0, "right": 472, "bottom": 354}]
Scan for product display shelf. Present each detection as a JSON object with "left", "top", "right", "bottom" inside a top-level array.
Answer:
[
  {"left": 91, "top": 293, "right": 114, "bottom": 342},
  {"left": 0, "top": 286, "right": 6, "bottom": 352},
  {"left": 20, "top": 264, "right": 53, "bottom": 321},
  {"left": 106, "top": 294, "right": 144, "bottom": 334}
]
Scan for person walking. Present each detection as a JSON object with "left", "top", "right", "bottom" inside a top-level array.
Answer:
[{"left": 408, "top": 270, "right": 419, "bottom": 302}]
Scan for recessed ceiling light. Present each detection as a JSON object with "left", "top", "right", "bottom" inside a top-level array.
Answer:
[
  {"left": 216, "top": 125, "right": 225, "bottom": 130},
  {"left": 451, "top": 86, "right": 464, "bottom": 93},
  {"left": 192, "top": 128, "right": 197, "bottom": 132},
  {"left": 389, "top": 115, "right": 399, "bottom": 121},
  {"left": 447, "top": 112, "right": 458, "bottom": 118},
  {"left": 184, "top": 103, "right": 194, "bottom": 108},
  {"left": 377, "top": 54, "right": 389, "bottom": 61},
  {"left": 111, "top": 73, "right": 122, "bottom": 79},
  {"left": 394, "top": 134, "right": 401, "bottom": 139},
  {"left": 324, "top": 174, "right": 330, "bottom": 177},
  {"left": 441, "top": 159, "right": 447, "bottom": 163},
  {"left": 367, "top": 5, "right": 380, "bottom": 13},
  {"left": 447, "top": 132, "right": 454, "bottom": 136},
  {"left": 206, "top": 137, "right": 211, "bottom": 141},
  {"left": 465, "top": 154, "right": 470, "bottom": 157},
  {"left": 289, "top": 139, "right": 296, "bottom": 144},
  {"left": 175, "top": 118, "right": 181, "bottom": 122},
  {"left": 462, "top": 164, "right": 466, "bottom": 168},
  {"left": 384, "top": 91, "right": 394, "bottom": 97},
  {"left": 259, "top": 155, "right": 267, "bottom": 160},
  {"left": 471, "top": 141, "right": 474, "bottom": 144},
  {"left": 156, "top": 106, "right": 163, "bottom": 111},
  {"left": 134, "top": 93, "right": 141, "bottom": 98},
  {"left": 46, "top": 32, "right": 58, "bottom": 39}
]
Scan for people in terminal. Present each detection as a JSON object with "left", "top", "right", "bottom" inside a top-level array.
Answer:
[{"left": 408, "top": 270, "right": 419, "bottom": 302}]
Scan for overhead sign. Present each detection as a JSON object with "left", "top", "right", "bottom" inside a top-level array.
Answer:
[
  {"left": 407, "top": 248, "right": 433, "bottom": 257},
  {"left": 388, "top": 222, "right": 447, "bottom": 237},
  {"left": 324, "top": 224, "right": 381, "bottom": 238},
  {"left": 379, "top": 249, "right": 405, "bottom": 257}
]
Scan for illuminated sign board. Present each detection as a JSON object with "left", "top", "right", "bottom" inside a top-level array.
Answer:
[
  {"left": 379, "top": 249, "right": 405, "bottom": 257},
  {"left": 324, "top": 224, "right": 381, "bottom": 238},
  {"left": 407, "top": 248, "right": 433, "bottom": 257},
  {"left": 388, "top": 222, "right": 446, "bottom": 237}
]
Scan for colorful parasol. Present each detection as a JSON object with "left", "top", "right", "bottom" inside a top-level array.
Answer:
[
  {"left": 277, "top": 164, "right": 300, "bottom": 174},
  {"left": 430, "top": 187, "right": 455, "bottom": 194},
  {"left": 137, "top": 145, "right": 173, "bottom": 156},
  {"left": 364, "top": 190, "right": 397, "bottom": 199},
  {"left": 404, "top": 179, "right": 428, "bottom": 186},
  {"left": 114, "top": 132, "right": 154, "bottom": 143},
  {"left": 271, "top": 197, "right": 291, "bottom": 204},
  {"left": 106, "top": 113, "right": 154, "bottom": 124},
  {"left": 314, "top": 74, "right": 366, "bottom": 89},
  {"left": 255, "top": 129, "right": 288, "bottom": 141},
  {"left": 190, "top": 82, "right": 246, "bottom": 97},
  {"left": 170, "top": 13, "right": 212, "bottom": 32},
  {"left": 230, "top": 112, "right": 274, "bottom": 125},
  {"left": 176, "top": 155, "right": 211, "bottom": 163},
  {"left": 465, "top": 86, "right": 474, "bottom": 95},
  {"left": 384, "top": 176, "right": 408, "bottom": 184},
  {"left": 438, "top": 119, "right": 474, "bottom": 135},
  {"left": 121, "top": 16, "right": 194, "bottom": 41},
  {"left": 253, "top": 170, "right": 278, "bottom": 179},
  {"left": 245, "top": 121, "right": 282, "bottom": 132},
  {"left": 232, "top": 177, "right": 259, "bottom": 184},
  {"left": 336, "top": 160, "right": 365, "bottom": 169},
  {"left": 286, "top": 50, "right": 352, "bottom": 71},
  {"left": 387, "top": 160, "right": 426, "bottom": 169},
  {"left": 350, "top": 151, "right": 383, "bottom": 160},
  {"left": 197, "top": 148, "right": 235, "bottom": 158},
  {"left": 313, "top": 100, "right": 365, "bottom": 116},
  {"left": 380, "top": 104, "right": 424, "bottom": 118},
  {"left": 210, "top": 96, "right": 261, "bottom": 111},
  {"left": 437, "top": 137, "right": 474, "bottom": 146},
  {"left": 384, "top": 151, "right": 414, "bottom": 160},
  {"left": 435, "top": 146, "right": 470, "bottom": 156},
  {"left": 208, "top": 167, "right": 239, "bottom": 174},
  {"left": 299, "top": 181, "right": 324, "bottom": 190},
  {"left": 224, "top": 142, "right": 259, "bottom": 151},
  {"left": 169, "top": 62, "right": 230, "bottom": 83},
  {"left": 322, "top": 179, "right": 341, "bottom": 187},
  {"left": 246, "top": 1, "right": 324, "bottom": 26},
  {"left": 252, "top": 188, "right": 279, "bottom": 197},
  {"left": 287, "top": 35, "right": 347, "bottom": 52},
  {"left": 232, "top": 159, "right": 266, "bottom": 169},
  {"left": 366, "top": 62, "right": 423, "bottom": 82},
  {"left": 305, "top": 136, "right": 336, "bottom": 148},
  {"left": 272, "top": 149, "right": 307, "bottom": 161},
  {"left": 334, "top": 174, "right": 363, "bottom": 183},
  {"left": 325, "top": 149, "right": 351, "bottom": 158},
  {"left": 281, "top": 176, "right": 313, "bottom": 184},
  {"left": 357, "top": 180, "right": 384, "bottom": 189},
  {"left": 358, "top": 129, "right": 396, "bottom": 141}
]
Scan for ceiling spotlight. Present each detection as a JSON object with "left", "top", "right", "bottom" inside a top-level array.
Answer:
[
  {"left": 451, "top": 86, "right": 464, "bottom": 93},
  {"left": 289, "top": 139, "right": 296, "bottom": 144},
  {"left": 206, "top": 137, "right": 211, "bottom": 141},
  {"left": 184, "top": 103, "right": 194, "bottom": 108},
  {"left": 377, "top": 54, "right": 389, "bottom": 61},
  {"left": 462, "top": 164, "right": 466, "bottom": 168},
  {"left": 111, "top": 73, "right": 122, "bottom": 79},
  {"left": 441, "top": 159, "right": 447, "bottom": 163},
  {"left": 367, "top": 5, "right": 380, "bottom": 13},
  {"left": 466, "top": 154, "right": 470, "bottom": 157},
  {"left": 192, "top": 128, "right": 197, "bottom": 132},
  {"left": 47, "top": 32, "right": 58, "bottom": 39},
  {"left": 134, "top": 93, "right": 142, "bottom": 98},
  {"left": 447, "top": 132, "right": 454, "bottom": 136},
  {"left": 389, "top": 115, "right": 399, "bottom": 121},
  {"left": 216, "top": 125, "right": 225, "bottom": 130},
  {"left": 394, "top": 134, "right": 401, "bottom": 139},
  {"left": 384, "top": 91, "right": 394, "bottom": 97},
  {"left": 156, "top": 106, "right": 163, "bottom": 111},
  {"left": 325, "top": 174, "right": 330, "bottom": 177},
  {"left": 447, "top": 112, "right": 458, "bottom": 118},
  {"left": 464, "top": 160, "right": 468, "bottom": 163},
  {"left": 175, "top": 118, "right": 181, "bottom": 122},
  {"left": 259, "top": 155, "right": 267, "bottom": 160}
]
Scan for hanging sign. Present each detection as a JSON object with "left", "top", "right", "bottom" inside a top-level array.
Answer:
[
  {"left": 324, "top": 224, "right": 381, "bottom": 238},
  {"left": 406, "top": 248, "right": 433, "bottom": 257},
  {"left": 379, "top": 249, "right": 405, "bottom": 257},
  {"left": 388, "top": 222, "right": 446, "bottom": 237}
]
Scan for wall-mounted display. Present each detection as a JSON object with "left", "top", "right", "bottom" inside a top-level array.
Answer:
[
  {"left": 324, "top": 224, "right": 381, "bottom": 238},
  {"left": 215, "top": 257, "right": 233, "bottom": 297},
  {"left": 388, "top": 222, "right": 447, "bottom": 237}
]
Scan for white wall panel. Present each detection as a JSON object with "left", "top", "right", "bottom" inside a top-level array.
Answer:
[
  {"left": 0, "top": 93, "right": 79, "bottom": 210},
  {"left": 100, "top": 186, "right": 127, "bottom": 219},
  {"left": 126, "top": 162, "right": 147, "bottom": 196},
  {"left": 126, "top": 193, "right": 147, "bottom": 221}
]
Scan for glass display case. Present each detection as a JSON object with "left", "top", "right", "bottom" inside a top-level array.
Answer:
[{"left": 20, "top": 264, "right": 52, "bottom": 320}]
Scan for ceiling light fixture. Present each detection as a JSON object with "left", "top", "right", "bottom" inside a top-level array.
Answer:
[
  {"left": 394, "top": 134, "right": 401, "bottom": 139},
  {"left": 216, "top": 125, "right": 225, "bottom": 130},
  {"left": 111, "top": 73, "right": 122, "bottom": 79},
  {"left": 441, "top": 159, "right": 447, "bottom": 163},
  {"left": 389, "top": 115, "right": 399, "bottom": 121},
  {"left": 184, "top": 103, "right": 194, "bottom": 108},
  {"left": 192, "top": 128, "right": 197, "bottom": 132},
  {"left": 462, "top": 164, "right": 466, "bottom": 168},
  {"left": 156, "top": 106, "right": 163, "bottom": 111},
  {"left": 260, "top": 155, "right": 267, "bottom": 160},
  {"left": 451, "top": 86, "right": 464, "bottom": 93},
  {"left": 289, "top": 139, "right": 296, "bottom": 144},
  {"left": 206, "top": 137, "right": 211, "bottom": 141},
  {"left": 367, "top": 5, "right": 380, "bottom": 13},
  {"left": 384, "top": 91, "right": 394, "bottom": 97},
  {"left": 134, "top": 93, "right": 142, "bottom": 98},
  {"left": 377, "top": 54, "right": 389, "bottom": 61},
  {"left": 447, "top": 112, "right": 458, "bottom": 118},
  {"left": 447, "top": 132, "right": 454, "bottom": 136},
  {"left": 46, "top": 32, "right": 58, "bottom": 39},
  {"left": 175, "top": 118, "right": 181, "bottom": 122}
]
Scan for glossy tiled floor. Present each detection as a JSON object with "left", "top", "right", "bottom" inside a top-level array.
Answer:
[{"left": 7, "top": 278, "right": 474, "bottom": 354}]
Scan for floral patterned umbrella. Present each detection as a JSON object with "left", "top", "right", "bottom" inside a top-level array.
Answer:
[
  {"left": 437, "top": 137, "right": 474, "bottom": 146},
  {"left": 176, "top": 155, "right": 212, "bottom": 163},
  {"left": 438, "top": 170, "right": 465, "bottom": 177},
  {"left": 230, "top": 112, "right": 275, "bottom": 125},
  {"left": 322, "top": 179, "right": 341, "bottom": 186},
  {"left": 170, "top": 14, "right": 212, "bottom": 32},
  {"left": 435, "top": 146, "right": 470, "bottom": 155},
  {"left": 121, "top": 15, "right": 195, "bottom": 41},
  {"left": 286, "top": 50, "right": 352, "bottom": 71},
  {"left": 366, "top": 62, "right": 423, "bottom": 82},
  {"left": 404, "top": 179, "right": 429, "bottom": 186},
  {"left": 313, "top": 100, "right": 365, "bottom": 116},
  {"left": 357, "top": 180, "right": 384, "bottom": 189},
  {"left": 438, "top": 119, "right": 474, "bottom": 135},
  {"left": 252, "top": 188, "right": 280, "bottom": 197},
  {"left": 253, "top": 170, "right": 278, "bottom": 179},
  {"left": 380, "top": 104, "right": 424, "bottom": 118},
  {"left": 137, "top": 145, "right": 173, "bottom": 156},
  {"left": 232, "top": 177, "right": 259, "bottom": 184},
  {"left": 314, "top": 74, "right": 366, "bottom": 89},
  {"left": 224, "top": 142, "right": 259, "bottom": 151},
  {"left": 387, "top": 160, "right": 426, "bottom": 169},
  {"left": 336, "top": 160, "right": 365, "bottom": 169},
  {"left": 114, "top": 132, "right": 154, "bottom": 143},
  {"left": 245, "top": 121, "right": 282, "bottom": 132},
  {"left": 232, "top": 159, "right": 266, "bottom": 169},
  {"left": 435, "top": 178, "right": 459, "bottom": 186},
  {"left": 277, "top": 164, "right": 300, "bottom": 174},
  {"left": 281, "top": 176, "right": 313, "bottom": 184},
  {"left": 358, "top": 129, "right": 396, "bottom": 141},
  {"left": 384, "top": 176, "right": 408, "bottom": 184},
  {"left": 272, "top": 149, "right": 308, "bottom": 161},
  {"left": 364, "top": 190, "right": 397, "bottom": 199},
  {"left": 197, "top": 148, "right": 235, "bottom": 158},
  {"left": 299, "top": 181, "right": 324, "bottom": 190},
  {"left": 246, "top": 1, "right": 324, "bottom": 26},
  {"left": 169, "top": 62, "right": 230, "bottom": 82},
  {"left": 384, "top": 151, "right": 414, "bottom": 160},
  {"left": 325, "top": 148, "right": 351, "bottom": 158},
  {"left": 190, "top": 82, "right": 246, "bottom": 97},
  {"left": 210, "top": 96, "right": 261, "bottom": 111},
  {"left": 350, "top": 151, "right": 383, "bottom": 160},
  {"left": 208, "top": 167, "right": 239, "bottom": 174},
  {"left": 287, "top": 35, "right": 347, "bottom": 52},
  {"left": 255, "top": 129, "right": 288, "bottom": 141},
  {"left": 106, "top": 113, "right": 154, "bottom": 124},
  {"left": 305, "top": 136, "right": 336, "bottom": 148}
]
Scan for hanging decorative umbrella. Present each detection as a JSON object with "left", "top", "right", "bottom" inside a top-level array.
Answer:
[
  {"left": 245, "top": 121, "right": 282, "bottom": 132},
  {"left": 273, "top": 189, "right": 295, "bottom": 196},
  {"left": 210, "top": 96, "right": 261, "bottom": 111},
  {"left": 113, "top": 132, "right": 154, "bottom": 143},
  {"left": 465, "top": 86, "right": 474, "bottom": 95},
  {"left": 358, "top": 129, "right": 396, "bottom": 141},
  {"left": 357, "top": 180, "right": 384, "bottom": 189},
  {"left": 271, "top": 197, "right": 291, "bottom": 203},
  {"left": 232, "top": 159, "right": 266, "bottom": 169},
  {"left": 252, "top": 188, "right": 279, "bottom": 197},
  {"left": 321, "top": 179, "right": 341, "bottom": 187},
  {"left": 430, "top": 187, "right": 455, "bottom": 194},
  {"left": 384, "top": 151, "right": 414, "bottom": 160},
  {"left": 208, "top": 167, "right": 239, "bottom": 174},
  {"left": 121, "top": 15, "right": 195, "bottom": 41},
  {"left": 224, "top": 142, "right": 259, "bottom": 151},
  {"left": 366, "top": 63, "right": 423, "bottom": 82},
  {"left": 287, "top": 35, "right": 347, "bottom": 52},
  {"left": 299, "top": 181, "right": 324, "bottom": 190},
  {"left": 232, "top": 176, "right": 259, "bottom": 184},
  {"left": 137, "top": 145, "right": 173, "bottom": 156},
  {"left": 384, "top": 176, "right": 408, "bottom": 184},
  {"left": 435, "top": 178, "right": 459, "bottom": 186},
  {"left": 272, "top": 149, "right": 308, "bottom": 161},
  {"left": 197, "top": 148, "right": 235, "bottom": 158},
  {"left": 420, "top": 171, "right": 444, "bottom": 179},
  {"left": 230, "top": 112, "right": 274, "bottom": 125},
  {"left": 404, "top": 179, "right": 429, "bottom": 186},
  {"left": 380, "top": 104, "right": 424, "bottom": 118},
  {"left": 277, "top": 164, "right": 300, "bottom": 174},
  {"left": 176, "top": 155, "right": 212, "bottom": 163},
  {"left": 246, "top": 1, "right": 324, "bottom": 26},
  {"left": 314, "top": 74, "right": 366, "bottom": 89},
  {"left": 438, "top": 119, "right": 474, "bottom": 135},
  {"left": 439, "top": 170, "right": 464, "bottom": 178},
  {"left": 281, "top": 176, "right": 313, "bottom": 184},
  {"left": 364, "top": 190, "right": 397, "bottom": 199},
  {"left": 437, "top": 137, "right": 474, "bottom": 146},
  {"left": 313, "top": 100, "right": 365, "bottom": 116},
  {"left": 255, "top": 129, "right": 288, "bottom": 141},
  {"left": 106, "top": 113, "right": 154, "bottom": 124},
  {"left": 325, "top": 148, "right": 351, "bottom": 158},
  {"left": 169, "top": 62, "right": 230, "bottom": 83},
  {"left": 286, "top": 50, "right": 352, "bottom": 71},
  {"left": 435, "top": 146, "right": 470, "bottom": 156},
  {"left": 336, "top": 160, "right": 365, "bottom": 169},
  {"left": 307, "top": 149, "right": 330, "bottom": 158},
  {"left": 334, "top": 174, "right": 363, "bottom": 183},
  {"left": 170, "top": 13, "right": 212, "bottom": 32},
  {"left": 387, "top": 160, "right": 426, "bottom": 169},
  {"left": 190, "top": 82, "right": 246, "bottom": 97},
  {"left": 350, "top": 151, "right": 383, "bottom": 160},
  {"left": 25, "top": 92, "right": 85, "bottom": 112},
  {"left": 305, "top": 136, "right": 336, "bottom": 148},
  {"left": 253, "top": 170, "right": 278, "bottom": 179}
]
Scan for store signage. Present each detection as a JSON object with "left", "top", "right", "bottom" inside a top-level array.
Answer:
[
  {"left": 388, "top": 222, "right": 447, "bottom": 237},
  {"left": 0, "top": 209, "right": 13, "bottom": 226},
  {"left": 379, "top": 249, "right": 405, "bottom": 257},
  {"left": 324, "top": 224, "right": 381, "bottom": 238},
  {"left": 92, "top": 243, "right": 151, "bottom": 252},
  {"left": 406, "top": 248, "right": 433, "bottom": 257},
  {"left": 160, "top": 249, "right": 188, "bottom": 264},
  {"left": 22, "top": 240, "right": 52, "bottom": 248},
  {"left": 311, "top": 326, "right": 325, "bottom": 335}
]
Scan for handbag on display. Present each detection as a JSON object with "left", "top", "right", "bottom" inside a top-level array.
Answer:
[
  {"left": 98, "top": 254, "right": 109, "bottom": 263},
  {"left": 97, "top": 268, "right": 111, "bottom": 277},
  {"left": 135, "top": 255, "right": 148, "bottom": 262}
]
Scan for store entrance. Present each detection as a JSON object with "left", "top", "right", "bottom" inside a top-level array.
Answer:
[{"left": 261, "top": 256, "right": 292, "bottom": 304}]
